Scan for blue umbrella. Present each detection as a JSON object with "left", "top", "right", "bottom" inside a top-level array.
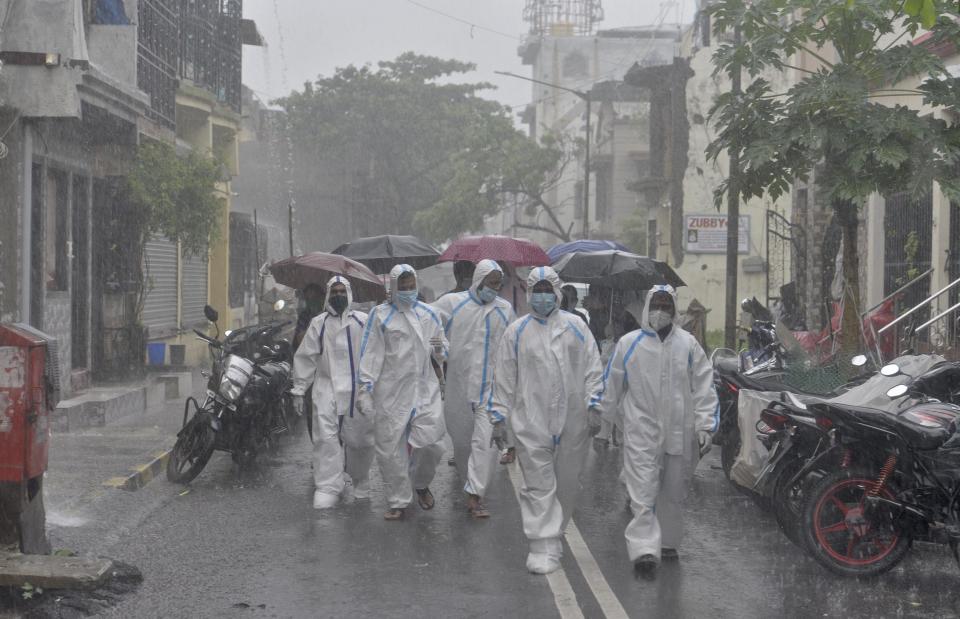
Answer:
[{"left": 547, "top": 240, "right": 630, "bottom": 263}]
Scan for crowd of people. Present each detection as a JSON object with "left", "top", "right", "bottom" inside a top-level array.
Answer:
[{"left": 289, "top": 260, "right": 719, "bottom": 579}]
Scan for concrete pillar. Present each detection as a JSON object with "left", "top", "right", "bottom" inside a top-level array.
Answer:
[
  {"left": 864, "top": 193, "right": 886, "bottom": 309},
  {"left": 929, "top": 181, "right": 952, "bottom": 346}
]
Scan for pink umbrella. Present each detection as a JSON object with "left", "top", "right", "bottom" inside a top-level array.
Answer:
[
  {"left": 438, "top": 235, "right": 550, "bottom": 267},
  {"left": 269, "top": 252, "right": 387, "bottom": 303}
]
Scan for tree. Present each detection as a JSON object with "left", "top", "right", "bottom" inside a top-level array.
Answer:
[
  {"left": 706, "top": 0, "right": 960, "bottom": 354},
  {"left": 276, "top": 52, "right": 574, "bottom": 245}
]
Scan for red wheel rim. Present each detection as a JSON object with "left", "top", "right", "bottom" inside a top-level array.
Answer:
[{"left": 813, "top": 478, "right": 900, "bottom": 567}]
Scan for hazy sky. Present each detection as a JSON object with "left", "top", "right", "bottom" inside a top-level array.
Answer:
[{"left": 241, "top": 0, "right": 698, "bottom": 110}]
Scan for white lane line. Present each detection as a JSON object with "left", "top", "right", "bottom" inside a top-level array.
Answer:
[
  {"left": 566, "top": 521, "right": 629, "bottom": 619},
  {"left": 506, "top": 464, "right": 585, "bottom": 619}
]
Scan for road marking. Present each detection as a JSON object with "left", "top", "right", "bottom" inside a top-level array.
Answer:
[
  {"left": 566, "top": 522, "right": 629, "bottom": 619},
  {"left": 506, "top": 463, "right": 585, "bottom": 619},
  {"left": 102, "top": 449, "right": 171, "bottom": 491}
]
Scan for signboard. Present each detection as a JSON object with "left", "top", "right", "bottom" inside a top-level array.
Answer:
[{"left": 685, "top": 214, "right": 750, "bottom": 254}]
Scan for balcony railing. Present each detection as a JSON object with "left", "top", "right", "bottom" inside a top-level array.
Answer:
[{"left": 179, "top": 0, "right": 242, "bottom": 113}]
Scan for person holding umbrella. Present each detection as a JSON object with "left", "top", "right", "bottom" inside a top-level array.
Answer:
[
  {"left": 435, "top": 259, "right": 515, "bottom": 518},
  {"left": 489, "top": 266, "right": 604, "bottom": 574},
  {"left": 291, "top": 276, "right": 373, "bottom": 509},
  {"left": 357, "top": 264, "right": 448, "bottom": 520}
]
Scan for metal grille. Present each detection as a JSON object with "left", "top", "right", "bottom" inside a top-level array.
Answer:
[
  {"left": 138, "top": 0, "right": 179, "bottom": 130},
  {"left": 523, "top": 0, "right": 604, "bottom": 36},
  {"left": 181, "top": 248, "right": 209, "bottom": 329},
  {"left": 142, "top": 236, "right": 178, "bottom": 334},
  {"left": 884, "top": 191, "right": 933, "bottom": 299},
  {"left": 180, "top": 0, "right": 242, "bottom": 113}
]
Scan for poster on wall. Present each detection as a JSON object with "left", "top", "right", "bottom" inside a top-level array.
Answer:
[{"left": 685, "top": 214, "right": 750, "bottom": 254}]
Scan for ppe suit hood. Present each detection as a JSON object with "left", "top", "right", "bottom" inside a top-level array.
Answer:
[
  {"left": 526, "top": 266, "right": 562, "bottom": 308},
  {"left": 323, "top": 275, "right": 354, "bottom": 314},
  {"left": 389, "top": 263, "right": 418, "bottom": 303},
  {"left": 640, "top": 284, "right": 679, "bottom": 331},
  {"left": 470, "top": 259, "right": 503, "bottom": 297}
]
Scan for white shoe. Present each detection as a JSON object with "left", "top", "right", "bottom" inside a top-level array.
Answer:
[
  {"left": 526, "top": 552, "right": 560, "bottom": 575},
  {"left": 313, "top": 490, "right": 339, "bottom": 509}
]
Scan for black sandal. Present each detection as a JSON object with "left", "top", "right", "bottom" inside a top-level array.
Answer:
[{"left": 416, "top": 487, "right": 435, "bottom": 510}]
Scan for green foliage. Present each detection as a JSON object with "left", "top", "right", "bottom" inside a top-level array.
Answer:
[
  {"left": 707, "top": 0, "right": 960, "bottom": 212},
  {"left": 276, "top": 52, "right": 571, "bottom": 243},
  {"left": 125, "top": 141, "right": 224, "bottom": 258}
]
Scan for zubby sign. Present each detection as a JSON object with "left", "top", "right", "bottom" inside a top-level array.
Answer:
[{"left": 685, "top": 214, "right": 750, "bottom": 254}]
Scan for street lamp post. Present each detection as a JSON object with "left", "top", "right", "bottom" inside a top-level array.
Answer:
[{"left": 495, "top": 70, "right": 592, "bottom": 239}]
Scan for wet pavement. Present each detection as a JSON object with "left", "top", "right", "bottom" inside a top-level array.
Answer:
[{"left": 33, "top": 415, "right": 960, "bottom": 618}]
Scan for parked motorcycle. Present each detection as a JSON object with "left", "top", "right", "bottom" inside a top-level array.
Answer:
[
  {"left": 166, "top": 303, "right": 294, "bottom": 483},
  {"left": 796, "top": 376, "right": 960, "bottom": 577}
]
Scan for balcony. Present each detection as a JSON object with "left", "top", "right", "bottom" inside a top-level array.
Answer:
[
  {"left": 138, "top": 0, "right": 178, "bottom": 130},
  {"left": 179, "top": 0, "right": 242, "bottom": 114}
]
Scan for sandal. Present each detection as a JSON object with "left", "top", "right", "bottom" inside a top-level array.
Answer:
[
  {"left": 500, "top": 447, "right": 516, "bottom": 465},
  {"left": 384, "top": 508, "right": 406, "bottom": 521},
  {"left": 466, "top": 493, "right": 490, "bottom": 519},
  {"left": 416, "top": 487, "right": 435, "bottom": 511}
]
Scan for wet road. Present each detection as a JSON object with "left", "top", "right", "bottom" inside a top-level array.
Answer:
[{"left": 45, "top": 426, "right": 960, "bottom": 619}]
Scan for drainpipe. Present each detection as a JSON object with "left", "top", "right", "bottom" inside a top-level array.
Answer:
[{"left": 21, "top": 122, "right": 32, "bottom": 324}]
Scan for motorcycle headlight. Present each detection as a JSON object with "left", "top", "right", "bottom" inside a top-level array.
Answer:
[
  {"left": 218, "top": 354, "right": 254, "bottom": 402},
  {"left": 219, "top": 375, "right": 244, "bottom": 402}
]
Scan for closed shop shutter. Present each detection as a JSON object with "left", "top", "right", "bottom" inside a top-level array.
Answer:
[
  {"left": 142, "top": 235, "right": 178, "bottom": 336},
  {"left": 181, "top": 248, "right": 209, "bottom": 329}
]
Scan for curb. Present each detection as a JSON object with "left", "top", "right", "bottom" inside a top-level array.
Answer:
[{"left": 103, "top": 450, "right": 171, "bottom": 492}]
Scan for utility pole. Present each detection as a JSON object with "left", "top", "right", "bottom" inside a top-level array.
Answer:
[
  {"left": 288, "top": 200, "right": 294, "bottom": 258},
  {"left": 495, "top": 70, "right": 592, "bottom": 239},
  {"left": 724, "top": 24, "right": 743, "bottom": 350}
]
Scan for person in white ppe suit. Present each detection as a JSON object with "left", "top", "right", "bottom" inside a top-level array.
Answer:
[
  {"left": 357, "top": 264, "right": 448, "bottom": 520},
  {"left": 291, "top": 276, "right": 374, "bottom": 509},
  {"left": 489, "top": 266, "right": 604, "bottom": 574},
  {"left": 592, "top": 284, "right": 718, "bottom": 579},
  {"left": 434, "top": 259, "right": 515, "bottom": 518}
]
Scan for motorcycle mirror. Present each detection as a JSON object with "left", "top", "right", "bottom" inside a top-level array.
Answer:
[
  {"left": 851, "top": 355, "right": 868, "bottom": 368},
  {"left": 887, "top": 384, "right": 909, "bottom": 398},
  {"left": 880, "top": 364, "right": 901, "bottom": 377},
  {"left": 204, "top": 305, "right": 219, "bottom": 323},
  {"left": 740, "top": 298, "right": 752, "bottom": 312},
  {"left": 273, "top": 300, "right": 286, "bottom": 312}
]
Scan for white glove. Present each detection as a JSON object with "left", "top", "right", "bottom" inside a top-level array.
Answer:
[
  {"left": 430, "top": 336, "right": 444, "bottom": 357},
  {"left": 291, "top": 394, "right": 305, "bottom": 417},
  {"left": 356, "top": 391, "right": 373, "bottom": 417},
  {"left": 698, "top": 430, "right": 713, "bottom": 458}
]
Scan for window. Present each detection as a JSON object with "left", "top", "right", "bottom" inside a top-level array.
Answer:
[
  {"left": 699, "top": 12, "right": 711, "bottom": 48},
  {"left": 647, "top": 219, "right": 658, "bottom": 259},
  {"left": 45, "top": 169, "right": 69, "bottom": 292},
  {"left": 594, "top": 163, "right": 612, "bottom": 221}
]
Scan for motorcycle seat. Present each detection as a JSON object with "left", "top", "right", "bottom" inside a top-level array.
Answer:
[{"left": 815, "top": 402, "right": 956, "bottom": 451}]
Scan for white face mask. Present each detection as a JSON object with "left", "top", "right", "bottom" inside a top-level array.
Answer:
[{"left": 648, "top": 309, "right": 673, "bottom": 331}]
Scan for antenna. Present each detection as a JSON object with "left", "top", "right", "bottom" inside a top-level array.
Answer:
[{"left": 522, "top": 0, "right": 604, "bottom": 37}]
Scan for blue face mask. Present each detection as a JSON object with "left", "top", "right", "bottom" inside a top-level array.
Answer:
[
  {"left": 530, "top": 292, "right": 557, "bottom": 317},
  {"left": 477, "top": 286, "right": 498, "bottom": 304},
  {"left": 395, "top": 290, "right": 418, "bottom": 307}
]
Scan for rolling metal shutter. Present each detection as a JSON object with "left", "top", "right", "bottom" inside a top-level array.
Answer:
[
  {"left": 181, "top": 248, "right": 209, "bottom": 329},
  {"left": 142, "top": 235, "right": 178, "bottom": 335}
]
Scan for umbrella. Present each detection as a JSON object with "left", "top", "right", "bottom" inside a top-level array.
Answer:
[
  {"left": 331, "top": 234, "right": 440, "bottom": 274},
  {"left": 546, "top": 239, "right": 630, "bottom": 263},
  {"left": 438, "top": 235, "right": 550, "bottom": 267},
  {"left": 552, "top": 250, "right": 685, "bottom": 290},
  {"left": 269, "top": 252, "right": 387, "bottom": 303}
]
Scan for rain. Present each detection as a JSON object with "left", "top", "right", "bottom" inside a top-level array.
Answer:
[{"left": 2, "top": 0, "right": 960, "bottom": 617}]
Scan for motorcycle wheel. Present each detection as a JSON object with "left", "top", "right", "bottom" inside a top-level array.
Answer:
[
  {"left": 772, "top": 458, "right": 808, "bottom": 546},
  {"left": 166, "top": 417, "right": 216, "bottom": 484},
  {"left": 799, "top": 467, "right": 910, "bottom": 578},
  {"left": 721, "top": 431, "right": 740, "bottom": 480}
]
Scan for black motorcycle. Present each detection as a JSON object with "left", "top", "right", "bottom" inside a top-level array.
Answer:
[
  {"left": 796, "top": 385, "right": 960, "bottom": 577},
  {"left": 166, "top": 304, "right": 294, "bottom": 483}
]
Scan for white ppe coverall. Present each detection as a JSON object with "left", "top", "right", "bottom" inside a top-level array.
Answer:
[
  {"left": 433, "top": 260, "right": 515, "bottom": 498},
  {"left": 592, "top": 285, "right": 719, "bottom": 561},
  {"left": 489, "top": 266, "right": 604, "bottom": 573},
  {"left": 357, "top": 264, "right": 448, "bottom": 509},
  {"left": 291, "top": 276, "right": 374, "bottom": 501}
]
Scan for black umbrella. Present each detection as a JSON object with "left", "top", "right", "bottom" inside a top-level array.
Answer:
[
  {"left": 331, "top": 234, "right": 440, "bottom": 274},
  {"left": 552, "top": 250, "right": 685, "bottom": 289}
]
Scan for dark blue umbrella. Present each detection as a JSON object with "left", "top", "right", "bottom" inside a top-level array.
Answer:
[
  {"left": 552, "top": 250, "right": 685, "bottom": 289},
  {"left": 547, "top": 240, "right": 630, "bottom": 263}
]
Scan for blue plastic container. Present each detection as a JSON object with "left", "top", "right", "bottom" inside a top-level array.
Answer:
[{"left": 146, "top": 342, "right": 165, "bottom": 366}]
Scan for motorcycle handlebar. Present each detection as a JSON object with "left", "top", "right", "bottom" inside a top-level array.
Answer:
[{"left": 193, "top": 329, "right": 221, "bottom": 348}]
